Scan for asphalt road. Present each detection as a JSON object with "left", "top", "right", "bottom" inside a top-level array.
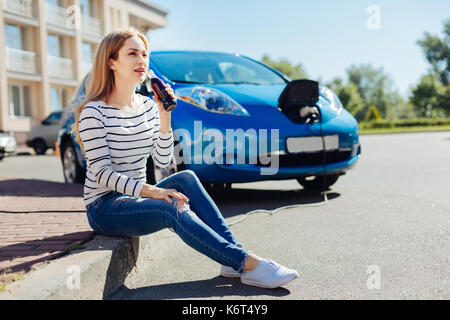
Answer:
[{"left": 1, "top": 131, "right": 449, "bottom": 299}]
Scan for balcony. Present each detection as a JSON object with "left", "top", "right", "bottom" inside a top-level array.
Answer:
[
  {"left": 48, "top": 55, "right": 74, "bottom": 80},
  {"left": 3, "top": 0, "right": 33, "bottom": 18},
  {"left": 82, "top": 15, "right": 103, "bottom": 39},
  {"left": 45, "top": 1, "right": 68, "bottom": 29},
  {"left": 6, "top": 47, "right": 37, "bottom": 74}
]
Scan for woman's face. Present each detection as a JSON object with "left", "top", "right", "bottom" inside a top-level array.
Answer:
[{"left": 109, "top": 35, "right": 149, "bottom": 86}]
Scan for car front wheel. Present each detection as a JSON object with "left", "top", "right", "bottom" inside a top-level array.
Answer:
[
  {"left": 33, "top": 139, "right": 48, "bottom": 155},
  {"left": 62, "top": 141, "right": 85, "bottom": 183},
  {"left": 146, "top": 154, "right": 180, "bottom": 185},
  {"left": 296, "top": 174, "right": 340, "bottom": 191}
]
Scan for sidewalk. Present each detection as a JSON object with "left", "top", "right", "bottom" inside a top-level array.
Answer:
[
  {"left": 0, "top": 176, "right": 94, "bottom": 290},
  {"left": 0, "top": 147, "right": 157, "bottom": 298}
]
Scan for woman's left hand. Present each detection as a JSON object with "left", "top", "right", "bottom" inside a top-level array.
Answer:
[{"left": 153, "top": 84, "right": 177, "bottom": 114}]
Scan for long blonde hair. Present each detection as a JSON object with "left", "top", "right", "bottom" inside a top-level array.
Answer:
[{"left": 71, "top": 27, "right": 149, "bottom": 153}]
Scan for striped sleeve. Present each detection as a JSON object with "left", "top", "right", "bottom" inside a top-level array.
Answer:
[
  {"left": 149, "top": 100, "right": 174, "bottom": 168},
  {"left": 79, "top": 105, "right": 144, "bottom": 198}
]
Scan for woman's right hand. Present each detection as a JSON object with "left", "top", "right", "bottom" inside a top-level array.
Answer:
[{"left": 139, "top": 183, "right": 189, "bottom": 204}]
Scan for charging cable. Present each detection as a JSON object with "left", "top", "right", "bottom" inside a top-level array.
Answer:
[{"left": 228, "top": 107, "right": 329, "bottom": 227}]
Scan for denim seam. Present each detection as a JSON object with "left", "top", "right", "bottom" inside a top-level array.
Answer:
[
  {"left": 161, "top": 179, "right": 242, "bottom": 249},
  {"left": 86, "top": 210, "right": 106, "bottom": 234},
  {"left": 92, "top": 207, "right": 173, "bottom": 217},
  {"left": 171, "top": 213, "right": 243, "bottom": 268},
  {"left": 91, "top": 191, "right": 117, "bottom": 210}
]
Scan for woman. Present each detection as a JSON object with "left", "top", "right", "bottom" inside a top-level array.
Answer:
[{"left": 71, "top": 28, "right": 298, "bottom": 289}]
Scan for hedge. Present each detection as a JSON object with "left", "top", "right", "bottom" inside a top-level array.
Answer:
[{"left": 359, "top": 118, "right": 450, "bottom": 129}]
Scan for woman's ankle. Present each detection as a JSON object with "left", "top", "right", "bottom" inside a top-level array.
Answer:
[{"left": 243, "top": 253, "right": 260, "bottom": 271}]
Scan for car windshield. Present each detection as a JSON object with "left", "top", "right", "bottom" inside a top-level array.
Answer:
[{"left": 150, "top": 52, "right": 287, "bottom": 85}]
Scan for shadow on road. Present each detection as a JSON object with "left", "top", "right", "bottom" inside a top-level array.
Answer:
[
  {"left": 209, "top": 187, "right": 340, "bottom": 219},
  {"left": 0, "top": 179, "right": 83, "bottom": 197},
  {"left": 109, "top": 276, "right": 292, "bottom": 300},
  {"left": 0, "top": 231, "right": 94, "bottom": 274}
]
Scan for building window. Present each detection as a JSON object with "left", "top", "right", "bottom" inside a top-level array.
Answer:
[
  {"left": 82, "top": 42, "right": 93, "bottom": 63},
  {"left": 50, "top": 87, "right": 68, "bottom": 111},
  {"left": 9, "top": 84, "right": 32, "bottom": 117},
  {"left": 82, "top": 42, "right": 93, "bottom": 75},
  {"left": 5, "top": 24, "right": 27, "bottom": 50},
  {"left": 79, "top": 0, "right": 92, "bottom": 17},
  {"left": 47, "top": 34, "right": 65, "bottom": 57},
  {"left": 46, "top": 0, "right": 66, "bottom": 7}
]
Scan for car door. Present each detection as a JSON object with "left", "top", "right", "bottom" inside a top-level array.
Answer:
[{"left": 41, "top": 111, "right": 63, "bottom": 147}]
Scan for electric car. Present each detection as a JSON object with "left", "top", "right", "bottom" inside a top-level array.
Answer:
[{"left": 57, "top": 51, "right": 361, "bottom": 191}]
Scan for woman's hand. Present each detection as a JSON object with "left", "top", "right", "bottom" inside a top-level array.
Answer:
[
  {"left": 153, "top": 84, "right": 176, "bottom": 134},
  {"left": 152, "top": 83, "right": 177, "bottom": 114},
  {"left": 139, "top": 183, "right": 189, "bottom": 204}
]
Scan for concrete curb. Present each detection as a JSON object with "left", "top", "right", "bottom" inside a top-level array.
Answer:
[{"left": 0, "top": 233, "right": 153, "bottom": 300}]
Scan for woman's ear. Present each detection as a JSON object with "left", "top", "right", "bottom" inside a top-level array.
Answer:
[{"left": 109, "top": 58, "right": 116, "bottom": 71}]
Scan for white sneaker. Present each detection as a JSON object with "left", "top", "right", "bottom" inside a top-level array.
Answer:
[
  {"left": 220, "top": 265, "right": 241, "bottom": 277},
  {"left": 240, "top": 259, "right": 298, "bottom": 289}
]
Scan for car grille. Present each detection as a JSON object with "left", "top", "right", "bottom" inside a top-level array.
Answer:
[
  {"left": 221, "top": 149, "right": 353, "bottom": 168},
  {"left": 257, "top": 150, "right": 352, "bottom": 167}
]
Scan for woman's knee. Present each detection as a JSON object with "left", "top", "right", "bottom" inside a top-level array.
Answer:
[{"left": 174, "top": 169, "right": 199, "bottom": 186}]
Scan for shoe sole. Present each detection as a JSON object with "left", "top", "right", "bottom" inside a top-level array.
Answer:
[
  {"left": 220, "top": 271, "right": 241, "bottom": 278},
  {"left": 241, "top": 273, "right": 298, "bottom": 289}
]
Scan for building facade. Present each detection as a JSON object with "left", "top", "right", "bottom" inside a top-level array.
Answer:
[{"left": 0, "top": 0, "right": 168, "bottom": 143}]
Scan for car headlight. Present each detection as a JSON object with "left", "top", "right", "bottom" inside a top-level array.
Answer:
[
  {"left": 176, "top": 86, "right": 250, "bottom": 117},
  {"left": 0, "top": 136, "right": 15, "bottom": 147},
  {"left": 319, "top": 86, "right": 343, "bottom": 115}
]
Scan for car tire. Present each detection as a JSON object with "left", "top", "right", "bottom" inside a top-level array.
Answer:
[
  {"left": 146, "top": 154, "right": 181, "bottom": 185},
  {"left": 296, "top": 174, "right": 340, "bottom": 191},
  {"left": 61, "top": 141, "right": 86, "bottom": 184},
  {"left": 202, "top": 182, "right": 232, "bottom": 194},
  {"left": 33, "top": 139, "right": 48, "bottom": 155}
]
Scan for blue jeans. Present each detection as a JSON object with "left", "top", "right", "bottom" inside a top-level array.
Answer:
[{"left": 86, "top": 170, "right": 249, "bottom": 273}]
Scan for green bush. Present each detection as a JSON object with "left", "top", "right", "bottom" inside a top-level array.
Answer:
[{"left": 359, "top": 118, "right": 450, "bottom": 129}]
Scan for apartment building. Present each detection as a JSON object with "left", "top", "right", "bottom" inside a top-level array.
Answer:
[{"left": 0, "top": 0, "right": 168, "bottom": 144}]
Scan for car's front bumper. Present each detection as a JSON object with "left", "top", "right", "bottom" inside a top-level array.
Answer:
[
  {"left": 182, "top": 134, "right": 361, "bottom": 183},
  {"left": 0, "top": 146, "right": 16, "bottom": 156}
]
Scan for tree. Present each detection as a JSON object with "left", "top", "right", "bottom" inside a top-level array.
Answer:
[
  {"left": 337, "top": 64, "right": 403, "bottom": 121},
  {"left": 327, "top": 78, "right": 365, "bottom": 120},
  {"left": 417, "top": 19, "right": 450, "bottom": 86},
  {"left": 412, "top": 19, "right": 450, "bottom": 117},
  {"left": 261, "top": 54, "right": 308, "bottom": 79},
  {"left": 410, "top": 74, "right": 440, "bottom": 117}
]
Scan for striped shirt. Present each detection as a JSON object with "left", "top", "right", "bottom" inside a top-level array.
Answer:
[{"left": 78, "top": 94, "right": 174, "bottom": 208}]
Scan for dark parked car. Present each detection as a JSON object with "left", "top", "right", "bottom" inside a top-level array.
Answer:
[{"left": 26, "top": 111, "right": 63, "bottom": 154}]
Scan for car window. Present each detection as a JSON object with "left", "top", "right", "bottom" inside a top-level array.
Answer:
[
  {"left": 151, "top": 52, "right": 286, "bottom": 85},
  {"left": 43, "top": 111, "right": 62, "bottom": 125}
]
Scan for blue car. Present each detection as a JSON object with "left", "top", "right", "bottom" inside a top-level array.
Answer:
[{"left": 57, "top": 50, "right": 361, "bottom": 191}]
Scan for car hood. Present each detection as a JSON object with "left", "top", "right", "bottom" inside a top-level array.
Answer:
[{"left": 175, "top": 83, "right": 287, "bottom": 108}]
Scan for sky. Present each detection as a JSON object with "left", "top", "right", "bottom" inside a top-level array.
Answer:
[{"left": 147, "top": 0, "right": 450, "bottom": 99}]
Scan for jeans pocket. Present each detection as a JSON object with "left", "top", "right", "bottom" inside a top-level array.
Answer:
[{"left": 90, "top": 191, "right": 117, "bottom": 210}]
